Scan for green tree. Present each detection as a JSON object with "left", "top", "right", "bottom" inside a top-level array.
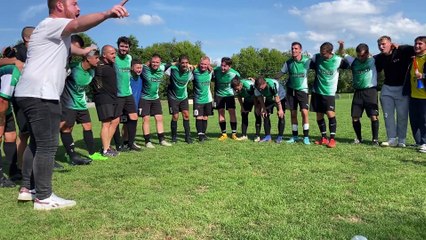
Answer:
[{"left": 232, "top": 47, "right": 290, "bottom": 79}]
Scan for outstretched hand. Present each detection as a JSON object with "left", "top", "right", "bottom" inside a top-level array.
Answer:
[{"left": 108, "top": 0, "right": 129, "bottom": 18}]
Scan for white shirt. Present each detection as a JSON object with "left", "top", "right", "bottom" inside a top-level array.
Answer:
[{"left": 14, "top": 17, "right": 72, "bottom": 100}]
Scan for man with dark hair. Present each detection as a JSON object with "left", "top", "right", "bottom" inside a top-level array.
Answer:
[
  {"left": 276, "top": 42, "right": 311, "bottom": 144},
  {"left": 213, "top": 57, "right": 241, "bottom": 140},
  {"left": 231, "top": 77, "right": 261, "bottom": 141},
  {"left": 408, "top": 36, "right": 426, "bottom": 152},
  {"left": 375, "top": 35, "right": 414, "bottom": 147},
  {"left": 309, "top": 42, "right": 349, "bottom": 148},
  {"left": 0, "top": 49, "right": 18, "bottom": 188},
  {"left": 14, "top": 0, "right": 128, "bottom": 210},
  {"left": 140, "top": 54, "right": 172, "bottom": 148},
  {"left": 166, "top": 55, "right": 194, "bottom": 144},
  {"left": 254, "top": 77, "right": 286, "bottom": 143},
  {"left": 193, "top": 56, "right": 214, "bottom": 142},
  {"left": 60, "top": 39, "right": 106, "bottom": 164},
  {"left": 338, "top": 41, "right": 380, "bottom": 145},
  {"left": 113, "top": 36, "right": 140, "bottom": 151}
]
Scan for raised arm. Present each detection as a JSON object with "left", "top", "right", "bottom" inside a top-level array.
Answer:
[{"left": 62, "top": 1, "right": 129, "bottom": 37}]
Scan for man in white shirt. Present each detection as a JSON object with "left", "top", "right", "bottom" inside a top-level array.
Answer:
[{"left": 14, "top": 0, "right": 129, "bottom": 211}]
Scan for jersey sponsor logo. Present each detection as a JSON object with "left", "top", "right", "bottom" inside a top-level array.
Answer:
[
  {"left": 355, "top": 67, "right": 371, "bottom": 75},
  {"left": 319, "top": 69, "right": 335, "bottom": 76}
]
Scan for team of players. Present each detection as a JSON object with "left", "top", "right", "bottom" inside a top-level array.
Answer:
[{"left": 1, "top": 34, "right": 426, "bottom": 190}]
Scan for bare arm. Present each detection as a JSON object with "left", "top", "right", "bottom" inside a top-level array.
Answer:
[
  {"left": 0, "top": 58, "right": 17, "bottom": 67},
  {"left": 62, "top": 1, "right": 129, "bottom": 37},
  {"left": 337, "top": 40, "right": 345, "bottom": 56}
]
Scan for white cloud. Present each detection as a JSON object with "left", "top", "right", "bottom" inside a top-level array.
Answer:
[
  {"left": 260, "top": 32, "right": 300, "bottom": 51},
  {"left": 273, "top": 3, "right": 283, "bottom": 9},
  {"left": 20, "top": 4, "right": 45, "bottom": 21},
  {"left": 287, "top": 0, "right": 426, "bottom": 47},
  {"left": 138, "top": 14, "right": 165, "bottom": 26}
]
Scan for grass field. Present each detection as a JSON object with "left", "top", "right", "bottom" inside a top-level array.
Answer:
[{"left": 0, "top": 95, "right": 425, "bottom": 240}]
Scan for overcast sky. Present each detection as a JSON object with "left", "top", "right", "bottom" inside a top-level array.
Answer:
[{"left": 1, "top": 0, "right": 425, "bottom": 63}]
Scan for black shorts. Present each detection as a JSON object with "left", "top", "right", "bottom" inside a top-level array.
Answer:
[
  {"left": 61, "top": 108, "right": 91, "bottom": 127},
  {"left": 242, "top": 98, "right": 255, "bottom": 112},
  {"left": 213, "top": 96, "right": 236, "bottom": 110},
  {"left": 140, "top": 99, "right": 163, "bottom": 117},
  {"left": 117, "top": 95, "right": 137, "bottom": 115},
  {"left": 193, "top": 102, "right": 213, "bottom": 117},
  {"left": 5, "top": 112, "right": 16, "bottom": 133},
  {"left": 96, "top": 103, "right": 121, "bottom": 121},
  {"left": 352, "top": 88, "right": 379, "bottom": 118},
  {"left": 286, "top": 88, "right": 309, "bottom": 111},
  {"left": 12, "top": 98, "right": 29, "bottom": 135},
  {"left": 168, "top": 98, "right": 189, "bottom": 114},
  {"left": 310, "top": 93, "right": 335, "bottom": 113},
  {"left": 265, "top": 98, "right": 286, "bottom": 114}
]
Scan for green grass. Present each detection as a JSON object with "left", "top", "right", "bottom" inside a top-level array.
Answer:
[{"left": 1, "top": 94, "right": 425, "bottom": 240}]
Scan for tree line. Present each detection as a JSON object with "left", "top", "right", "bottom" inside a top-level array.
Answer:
[{"left": 7, "top": 33, "right": 385, "bottom": 99}]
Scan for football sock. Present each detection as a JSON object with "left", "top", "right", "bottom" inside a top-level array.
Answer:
[
  {"left": 83, "top": 130, "right": 95, "bottom": 155},
  {"left": 353, "top": 120, "right": 362, "bottom": 140},
  {"left": 317, "top": 118, "right": 327, "bottom": 138},
  {"left": 241, "top": 112, "right": 249, "bottom": 136},
  {"left": 329, "top": 117, "right": 336, "bottom": 140}
]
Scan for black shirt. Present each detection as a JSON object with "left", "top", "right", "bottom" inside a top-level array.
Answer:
[
  {"left": 14, "top": 42, "right": 27, "bottom": 62},
  {"left": 374, "top": 45, "right": 415, "bottom": 86},
  {"left": 92, "top": 58, "right": 118, "bottom": 104}
]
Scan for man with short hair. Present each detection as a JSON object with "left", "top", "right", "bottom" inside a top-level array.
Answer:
[
  {"left": 213, "top": 57, "right": 241, "bottom": 140},
  {"left": 140, "top": 54, "right": 172, "bottom": 148},
  {"left": 14, "top": 0, "right": 129, "bottom": 210},
  {"left": 231, "top": 77, "right": 261, "bottom": 141},
  {"left": 408, "top": 36, "right": 426, "bottom": 152},
  {"left": 93, "top": 45, "right": 121, "bottom": 157},
  {"left": 60, "top": 36, "right": 106, "bottom": 164},
  {"left": 338, "top": 41, "right": 380, "bottom": 145},
  {"left": 114, "top": 36, "right": 140, "bottom": 151},
  {"left": 276, "top": 42, "right": 311, "bottom": 145},
  {"left": 193, "top": 56, "right": 214, "bottom": 142},
  {"left": 166, "top": 55, "right": 194, "bottom": 144},
  {"left": 375, "top": 36, "right": 414, "bottom": 147},
  {"left": 309, "top": 42, "right": 349, "bottom": 148},
  {"left": 254, "top": 77, "right": 286, "bottom": 143}
]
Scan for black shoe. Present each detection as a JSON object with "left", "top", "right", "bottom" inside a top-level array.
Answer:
[
  {"left": 185, "top": 136, "right": 193, "bottom": 144},
  {"left": 128, "top": 143, "right": 142, "bottom": 151},
  {"left": 54, "top": 161, "right": 64, "bottom": 169},
  {"left": 372, "top": 139, "right": 380, "bottom": 147},
  {"left": 9, "top": 172, "right": 23, "bottom": 182},
  {"left": 171, "top": 136, "right": 177, "bottom": 143},
  {"left": 70, "top": 156, "right": 92, "bottom": 166},
  {"left": 0, "top": 176, "right": 16, "bottom": 188},
  {"left": 117, "top": 145, "right": 130, "bottom": 152}
]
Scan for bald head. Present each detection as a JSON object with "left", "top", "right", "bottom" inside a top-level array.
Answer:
[{"left": 102, "top": 45, "right": 116, "bottom": 64}]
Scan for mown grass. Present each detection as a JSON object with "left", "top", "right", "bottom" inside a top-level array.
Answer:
[{"left": 0, "top": 94, "right": 425, "bottom": 240}]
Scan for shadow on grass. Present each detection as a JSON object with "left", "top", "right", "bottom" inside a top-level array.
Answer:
[{"left": 399, "top": 159, "right": 426, "bottom": 166}]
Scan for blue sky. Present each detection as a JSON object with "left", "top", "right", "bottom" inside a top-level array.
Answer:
[{"left": 1, "top": 0, "right": 425, "bottom": 63}]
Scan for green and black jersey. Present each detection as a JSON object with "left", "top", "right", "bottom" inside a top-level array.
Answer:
[
  {"left": 141, "top": 64, "right": 167, "bottom": 100},
  {"left": 115, "top": 54, "right": 132, "bottom": 97},
  {"left": 236, "top": 79, "right": 255, "bottom": 100},
  {"left": 213, "top": 67, "right": 240, "bottom": 97},
  {"left": 165, "top": 65, "right": 194, "bottom": 101},
  {"left": 62, "top": 62, "right": 94, "bottom": 110},
  {"left": 193, "top": 68, "right": 213, "bottom": 104},
  {"left": 310, "top": 54, "right": 349, "bottom": 96},
  {"left": 344, "top": 55, "right": 377, "bottom": 90},
  {"left": 281, "top": 55, "right": 310, "bottom": 92},
  {"left": 254, "top": 78, "right": 286, "bottom": 101}
]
